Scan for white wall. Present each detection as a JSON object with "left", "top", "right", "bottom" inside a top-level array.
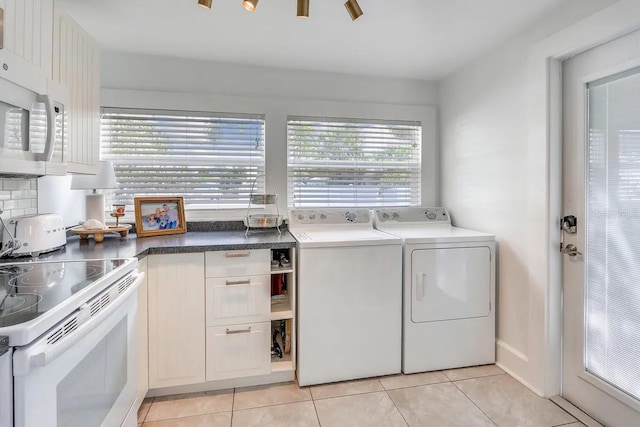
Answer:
[
  {"left": 101, "top": 51, "right": 438, "bottom": 106},
  {"left": 38, "top": 175, "right": 86, "bottom": 227},
  {"left": 97, "top": 52, "right": 439, "bottom": 219},
  {"left": 438, "top": 0, "right": 640, "bottom": 396}
]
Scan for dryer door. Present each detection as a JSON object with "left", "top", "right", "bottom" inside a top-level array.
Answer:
[{"left": 411, "top": 246, "right": 491, "bottom": 323}]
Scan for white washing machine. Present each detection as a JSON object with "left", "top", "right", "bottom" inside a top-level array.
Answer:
[
  {"left": 373, "top": 207, "right": 495, "bottom": 374},
  {"left": 289, "top": 208, "right": 403, "bottom": 386}
]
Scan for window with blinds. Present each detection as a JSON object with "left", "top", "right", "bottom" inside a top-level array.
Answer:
[
  {"left": 287, "top": 116, "right": 421, "bottom": 207},
  {"left": 100, "top": 108, "right": 265, "bottom": 210}
]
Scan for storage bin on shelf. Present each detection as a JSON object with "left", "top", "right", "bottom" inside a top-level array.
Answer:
[{"left": 244, "top": 176, "right": 283, "bottom": 235}]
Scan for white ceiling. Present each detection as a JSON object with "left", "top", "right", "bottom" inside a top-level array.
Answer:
[{"left": 61, "top": 0, "right": 571, "bottom": 80}]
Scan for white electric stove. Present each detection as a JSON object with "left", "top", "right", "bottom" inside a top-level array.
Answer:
[{"left": 0, "top": 258, "right": 143, "bottom": 427}]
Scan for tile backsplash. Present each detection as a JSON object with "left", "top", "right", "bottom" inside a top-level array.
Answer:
[{"left": 0, "top": 178, "right": 38, "bottom": 219}]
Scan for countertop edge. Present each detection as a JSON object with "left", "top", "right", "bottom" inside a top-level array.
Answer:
[{"left": 2, "top": 231, "right": 297, "bottom": 263}]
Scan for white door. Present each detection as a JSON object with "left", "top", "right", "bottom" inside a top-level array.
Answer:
[
  {"left": 411, "top": 247, "right": 491, "bottom": 322},
  {"left": 562, "top": 29, "right": 640, "bottom": 426}
]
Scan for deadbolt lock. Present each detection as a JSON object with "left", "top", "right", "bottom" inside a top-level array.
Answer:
[{"left": 562, "top": 215, "right": 577, "bottom": 234}]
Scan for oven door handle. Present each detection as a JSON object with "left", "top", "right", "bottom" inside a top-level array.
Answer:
[{"left": 13, "top": 272, "right": 144, "bottom": 376}]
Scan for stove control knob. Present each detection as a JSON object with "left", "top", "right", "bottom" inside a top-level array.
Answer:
[
  {"left": 320, "top": 213, "right": 327, "bottom": 220},
  {"left": 345, "top": 211, "right": 357, "bottom": 222},
  {"left": 425, "top": 210, "right": 437, "bottom": 220},
  {"left": 309, "top": 214, "right": 316, "bottom": 220},
  {"left": 392, "top": 212, "right": 400, "bottom": 219},
  {"left": 382, "top": 212, "right": 390, "bottom": 219},
  {"left": 297, "top": 214, "right": 305, "bottom": 221}
]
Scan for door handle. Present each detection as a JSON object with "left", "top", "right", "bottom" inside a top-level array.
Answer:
[
  {"left": 225, "top": 251, "right": 251, "bottom": 258},
  {"left": 35, "top": 94, "right": 56, "bottom": 162},
  {"left": 416, "top": 273, "right": 426, "bottom": 301},
  {"left": 561, "top": 244, "right": 582, "bottom": 257},
  {"left": 225, "top": 279, "right": 251, "bottom": 286},
  {"left": 226, "top": 327, "right": 252, "bottom": 335}
]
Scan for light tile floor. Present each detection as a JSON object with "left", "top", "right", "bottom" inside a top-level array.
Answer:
[{"left": 137, "top": 365, "right": 583, "bottom": 427}]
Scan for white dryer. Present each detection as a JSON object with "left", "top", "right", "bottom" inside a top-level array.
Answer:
[
  {"left": 373, "top": 207, "right": 495, "bottom": 374},
  {"left": 289, "top": 208, "right": 403, "bottom": 386}
]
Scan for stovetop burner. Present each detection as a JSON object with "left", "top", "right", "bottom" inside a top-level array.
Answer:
[
  {"left": 0, "top": 293, "right": 42, "bottom": 318},
  {"left": 0, "top": 259, "right": 129, "bottom": 328}
]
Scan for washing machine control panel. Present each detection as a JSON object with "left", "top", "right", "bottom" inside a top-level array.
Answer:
[
  {"left": 374, "top": 207, "right": 450, "bottom": 224},
  {"left": 289, "top": 209, "right": 372, "bottom": 226}
]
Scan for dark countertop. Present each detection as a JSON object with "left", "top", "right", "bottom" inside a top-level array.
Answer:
[{"left": 3, "top": 230, "right": 297, "bottom": 263}]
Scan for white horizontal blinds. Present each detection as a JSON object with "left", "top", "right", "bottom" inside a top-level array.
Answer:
[
  {"left": 585, "top": 70, "right": 640, "bottom": 401},
  {"left": 101, "top": 108, "right": 265, "bottom": 210},
  {"left": 287, "top": 116, "right": 421, "bottom": 207}
]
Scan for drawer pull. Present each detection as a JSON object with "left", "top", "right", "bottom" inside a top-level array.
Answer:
[
  {"left": 226, "top": 327, "right": 252, "bottom": 335},
  {"left": 226, "top": 279, "right": 251, "bottom": 286},
  {"left": 225, "top": 251, "right": 251, "bottom": 258}
]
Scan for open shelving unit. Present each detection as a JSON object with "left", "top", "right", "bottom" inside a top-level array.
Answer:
[{"left": 269, "top": 247, "right": 296, "bottom": 373}]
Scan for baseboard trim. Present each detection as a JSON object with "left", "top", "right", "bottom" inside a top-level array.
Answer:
[
  {"left": 148, "top": 371, "right": 296, "bottom": 397},
  {"left": 495, "top": 339, "right": 544, "bottom": 395},
  {"left": 496, "top": 339, "right": 529, "bottom": 363}
]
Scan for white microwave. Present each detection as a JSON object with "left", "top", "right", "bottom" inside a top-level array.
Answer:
[{"left": 0, "top": 76, "right": 66, "bottom": 176}]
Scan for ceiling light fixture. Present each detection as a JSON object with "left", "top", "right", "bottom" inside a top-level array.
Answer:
[
  {"left": 344, "top": 0, "right": 363, "bottom": 21},
  {"left": 197, "top": 0, "right": 361, "bottom": 22},
  {"left": 297, "top": 0, "right": 309, "bottom": 18},
  {"left": 242, "top": 0, "right": 259, "bottom": 12}
]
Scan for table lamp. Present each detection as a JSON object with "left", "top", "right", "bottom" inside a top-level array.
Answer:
[{"left": 70, "top": 161, "right": 117, "bottom": 224}]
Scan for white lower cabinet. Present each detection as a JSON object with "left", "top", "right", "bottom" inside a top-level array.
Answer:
[
  {"left": 206, "top": 275, "right": 270, "bottom": 326},
  {"left": 206, "top": 322, "right": 271, "bottom": 381},
  {"left": 148, "top": 253, "right": 205, "bottom": 389},
  {"left": 146, "top": 248, "right": 295, "bottom": 394}
]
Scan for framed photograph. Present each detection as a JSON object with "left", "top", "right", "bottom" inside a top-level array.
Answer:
[{"left": 134, "top": 197, "right": 186, "bottom": 237}]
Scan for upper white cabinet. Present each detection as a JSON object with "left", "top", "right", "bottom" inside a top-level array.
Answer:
[
  {"left": 0, "top": 0, "right": 53, "bottom": 93},
  {"left": 52, "top": 1, "right": 100, "bottom": 174}
]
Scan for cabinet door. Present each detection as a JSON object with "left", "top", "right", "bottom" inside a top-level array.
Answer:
[
  {"left": 52, "top": 2, "right": 100, "bottom": 174},
  {"left": 135, "top": 258, "right": 149, "bottom": 409},
  {"left": 0, "top": 0, "right": 53, "bottom": 81},
  {"left": 206, "top": 275, "right": 270, "bottom": 326},
  {"left": 206, "top": 322, "right": 270, "bottom": 381},
  {"left": 148, "top": 253, "right": 205, "bottom": 389}
]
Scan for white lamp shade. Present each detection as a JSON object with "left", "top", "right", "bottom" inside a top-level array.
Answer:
[
  {"left": 71, "top": 161, "right": 117, "bottom": 190},
  {"left": 70, "top": 161, "right": 117, "bottom": 223}
]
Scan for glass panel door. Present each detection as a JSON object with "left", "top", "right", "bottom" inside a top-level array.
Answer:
[
  {"left": 585, "top": 69, "right": 640, "bottom": 401},
  {"left": 562, "top": 28, "right": 640, "bottom": 426}
]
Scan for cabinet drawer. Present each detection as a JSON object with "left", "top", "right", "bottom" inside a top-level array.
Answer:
[
  {"left": 206, "top": 275, "right": 270, "bottom": 326},
  {"left": 205, "top": 249, "right": 270, "bottom": 278},
  {"left": 206, "top": 322, "right": 270, "bottom": 381}
]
